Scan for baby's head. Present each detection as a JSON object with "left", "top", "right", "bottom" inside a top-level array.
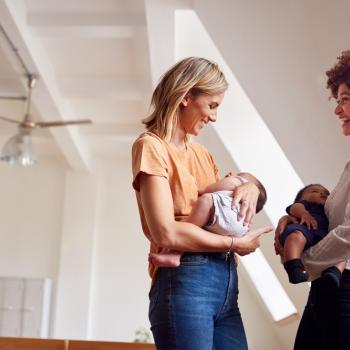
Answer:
[
  {"left": 294, "top": 184, "right": 330, "bottom": 205},
  {"left": 237, "top": 172, "right": 267, "bottom": 213}
]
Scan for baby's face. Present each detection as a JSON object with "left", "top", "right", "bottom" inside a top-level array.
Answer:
[{"left": 301, "top": 185, "right": 330, "bottom": 205}]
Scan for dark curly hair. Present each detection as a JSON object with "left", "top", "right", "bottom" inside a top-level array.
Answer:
[{"left": 326, "top": 50, "right": 350, "bottom": 98}]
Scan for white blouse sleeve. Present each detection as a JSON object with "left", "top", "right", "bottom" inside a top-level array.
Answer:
[{"left": 302, "top": 200, "right": 350, "bottom": 280}]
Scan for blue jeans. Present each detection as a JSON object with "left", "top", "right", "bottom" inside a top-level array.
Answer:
[
  {"left": 294, "top": 270, "right": 350, "bottom": 350},
  {"left": 149, "top": 252, "right": 248, "bottom": 350}
]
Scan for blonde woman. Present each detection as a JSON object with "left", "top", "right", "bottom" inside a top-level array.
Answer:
[{"left": 132, "top": 57, "right": 272, "bottom": 350}]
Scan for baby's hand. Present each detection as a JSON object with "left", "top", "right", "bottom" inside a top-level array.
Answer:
[{"left": 300, "top": 212, "right": 318, "bottom": 230}]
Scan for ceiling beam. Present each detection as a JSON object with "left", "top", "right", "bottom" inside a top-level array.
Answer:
[
  {"left": 58, "top": 77, "right": 146, "bottom": 100},
  {"left": 0, "top": 0, "right": 92, "bottom": 172},
  {"left": 27, "top": 13, "right": 146, "bottom": 27},
  {"left": 30, "top": 26, "right": 136, "bottom": 39},
  {"left": 28, "top": 13, "right": 147, "bottom": 39},
  {"left": 145, "top": 0, "right": 192, "bottom": 86}
]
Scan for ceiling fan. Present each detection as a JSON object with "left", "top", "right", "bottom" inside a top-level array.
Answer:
[
  {"left": 0, "top": 23, "right": 92, "bottom": 166},
  {"left": 0, "top": 73, "right": 92, "bottom": 129},
  {"left": 0, "top": 74, "right": 92, "bottom": 166}
]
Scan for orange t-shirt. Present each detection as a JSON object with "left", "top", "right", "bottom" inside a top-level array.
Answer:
[{"left": 132, "top": 131, "right": 219, "bottom": 280}]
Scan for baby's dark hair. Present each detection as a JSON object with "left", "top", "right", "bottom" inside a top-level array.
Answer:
[
  {"left": 326, "top": 50, "right": 350, "bottom": 98},
  {"left": 294, "top": 184, "right": 327, "bottom": 203},
  {"left": 238, "top": 172, "right": 267, "bottom": 213}
]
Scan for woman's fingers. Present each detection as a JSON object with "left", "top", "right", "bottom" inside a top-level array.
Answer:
[
  {"left": 244, "top": 206, "right": 255, "bottom": 226},
  {"left": 275, "top": 215, "right": 289, "bottom": 236},
  {"left": 232, "top": 183, "right": 259, "bottom": 227},
  {"left": 249, "top": 225, "right": 274, "bottom": 238},
  {"left": 236, "top": 226, "right": 273, "bottom": 256},
  {"left": 231, "top": 191, "right": 242, "bottom": 210},
  {"left": 274, "top": 215, "right": 293, "bottom": 256},
  {"left": 237, "top": 199, "right": 249, "bottom": 221},
  {"left": 274, "top": 239, "right": 284, "bottom": 257}
]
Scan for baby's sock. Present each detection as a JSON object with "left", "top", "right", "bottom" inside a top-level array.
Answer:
[
  {"left": 284, "top": 259, "right": 309, "bottom": 284},
  {"left": 321, "top": 266, "right": 342, "bottom": 292}
]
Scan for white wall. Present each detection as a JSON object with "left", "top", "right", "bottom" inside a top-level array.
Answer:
[
  {"left": 0, "top": 157, "right": 67, "bottom": 336},
  {"left": 194, "top": 0, "right": 350, "bottom": 189},
  {"left": 0, "top": 154, "right": 151, "bottom": 342},
  {"left": 89, "top": 156, "right": 150, "bottom": 341}
]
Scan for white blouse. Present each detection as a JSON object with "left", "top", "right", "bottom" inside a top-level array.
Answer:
[{"left": 303, "top": 160, "right": 350, "bottom": 280}]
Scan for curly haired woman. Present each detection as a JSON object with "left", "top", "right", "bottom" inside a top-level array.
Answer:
[{"left": 275, "top": 50, "right": 350, "bottom": 350}]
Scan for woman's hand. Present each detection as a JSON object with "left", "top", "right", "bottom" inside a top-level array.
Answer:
[
  {"left": 231, "top": 182, "right": 259, "bottom": 226},
  {"left": 233, "top": 226, "right": 273, "bottom": 256},
  {"left": 274, "top": 215, "right": 298, "bottom": 259}
]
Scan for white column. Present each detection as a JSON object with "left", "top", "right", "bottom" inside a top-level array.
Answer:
[
  {"left": 145, "top": 0, "right": 192, "bottom": 85},
  {"left": 53, "top": 171, "right": 98, "bottom": 339}
]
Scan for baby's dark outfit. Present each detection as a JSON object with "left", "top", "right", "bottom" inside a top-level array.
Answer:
[
  {"left": 279, "top": 200, "right": 329, "bottom": 250},
  {"left": 280, "top": 200, "right": 330, "bottom": 284}
]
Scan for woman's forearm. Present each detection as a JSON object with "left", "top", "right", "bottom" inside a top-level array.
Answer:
[
  {"left": 160, "top": 220, "right": 271, "bottom": 256},
  {"left": 158, "top": 220, "right": 231, "bottom": 252},
  {"left": 139, "top": 173, "right": 270, "bottom": 255},
  {"left": 140, "top": 173, "right": 232, "bottom": 252},
  {"left": 302, "top": 224, "right": 350, "bottom": 279}
]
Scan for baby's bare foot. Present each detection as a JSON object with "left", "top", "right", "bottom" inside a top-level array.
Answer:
[{"left": 149, "top": 252, "right": 181, "bottom": 267}]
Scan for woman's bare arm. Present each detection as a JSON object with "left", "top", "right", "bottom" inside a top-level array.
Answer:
[{"left": 139, "top": 173, "right": 272, "bottom": 255}]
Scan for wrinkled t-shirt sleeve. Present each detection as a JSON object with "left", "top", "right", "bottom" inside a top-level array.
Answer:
[{"left": 132, "top": 136, "right": 168, "bottom": 192}]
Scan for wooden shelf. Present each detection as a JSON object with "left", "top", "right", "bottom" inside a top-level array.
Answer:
[{"left": 0, "top": 337, "right": 155, "bottom": 350}]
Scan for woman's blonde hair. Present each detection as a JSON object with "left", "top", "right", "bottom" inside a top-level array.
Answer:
[{"left": 142, "top": 57, "right": 228, "bottom": 142}]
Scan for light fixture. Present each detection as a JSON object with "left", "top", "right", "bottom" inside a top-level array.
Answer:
[
  {"left": 0, "top": 128, "right": 37, "bottom": 166},
  {"left": 0, "top": 24, "right": 92, "bottom": 167}
]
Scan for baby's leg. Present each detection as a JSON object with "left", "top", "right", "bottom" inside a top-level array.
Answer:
[
  {"left": 149, "top": 194, "right": 214, "bottom": 268},
  {"left": 284, "top": 231, "right": 307, "bottom": 261},
  {"left": 149, "top": 251, "right": 182, "bottom": 267},
  {"left": 187, "top": 193, "right": 214, "bottom": 227},
  {"left": 321, "top": 260, "right": 347, "bottom": 291},
  {"left": 283, "top": 231, "right": 309, "bottom": 284}
]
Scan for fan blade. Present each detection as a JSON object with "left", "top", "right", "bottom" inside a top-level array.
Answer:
[
  {"left": 0, "top": 115, "right": 21, "bottom": 124},
  {"left": 0, "top": 96, "right": 27, "bottom": 101},
  {"left": 36, "top": 119, "right": 92, "bottom": 128}
]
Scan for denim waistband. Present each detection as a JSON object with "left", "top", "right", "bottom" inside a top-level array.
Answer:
[{"left": 182, "top": 252, "right": 231, "bottom": 260}]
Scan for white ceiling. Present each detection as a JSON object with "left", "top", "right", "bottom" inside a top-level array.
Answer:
[
  {"left": 0, "top": 0, "right": 151, "bottom": 168},
  {"left": 0, "top": 0, "right": 349, "bottom": 183}
]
